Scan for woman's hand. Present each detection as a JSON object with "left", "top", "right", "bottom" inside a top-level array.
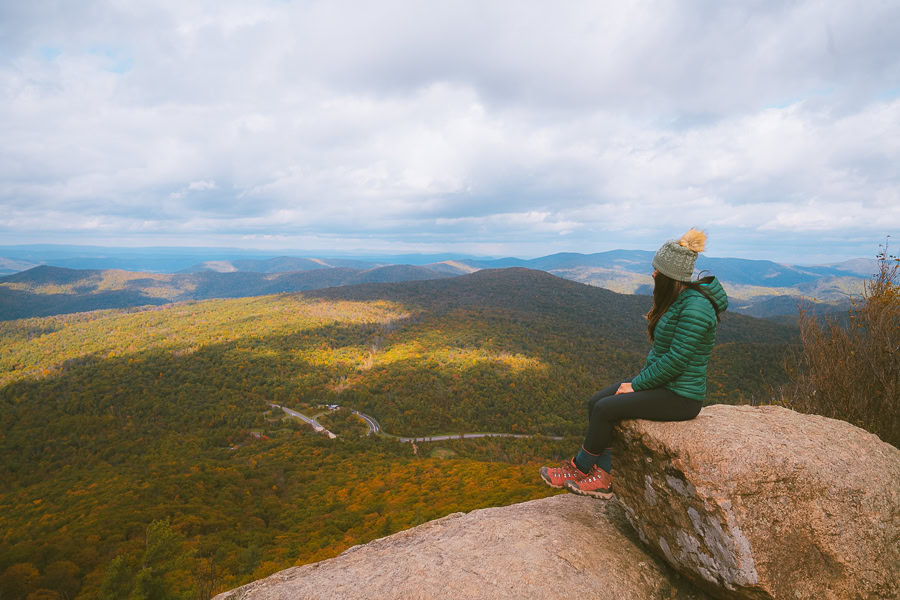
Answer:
[{"left": 616, "top": 382, "right": 634, "bottom": 395}]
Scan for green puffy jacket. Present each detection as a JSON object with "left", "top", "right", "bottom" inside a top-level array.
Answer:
[{"left": 630, "top": 277, "right": 728, "bottom": 401}]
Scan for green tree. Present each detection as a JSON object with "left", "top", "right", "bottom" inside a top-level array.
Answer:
[
  {"left": 98, "top": 556, "right": 132, "bottom": 600},
  {"left": 130, "top": 519, "right": 184, "bottom": 600},
  {"left": 131, "top": 567, "right": 167, "bottom": 600},
  {"left": 142, "top": 519, "right": 182, "bottom": 572},
  {"left": 238, "top": 545, "right": 261, "bottom": 576}
]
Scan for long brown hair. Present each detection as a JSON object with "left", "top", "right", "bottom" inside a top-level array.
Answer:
[{"left": 647, "top": 271, "right": 721, "bottom": 341}]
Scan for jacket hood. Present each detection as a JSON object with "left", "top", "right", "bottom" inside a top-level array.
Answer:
[{"left": 698, "top": 276, "right": 728, "bottom": 313}]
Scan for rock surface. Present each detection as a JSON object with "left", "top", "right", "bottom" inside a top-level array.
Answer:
[
  {"left": 212, "top": 494, "right": 710, "bottom": 600},
  {"left": 612, "top": 404, "right": 900, "bottom": 600}
]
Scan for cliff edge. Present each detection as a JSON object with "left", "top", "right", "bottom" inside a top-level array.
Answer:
[{"left": 212, "top": 494, "right": 709, "bottom": 600}]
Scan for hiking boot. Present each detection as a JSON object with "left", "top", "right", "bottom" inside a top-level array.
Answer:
[
  {"left": 564, "top": 465, "right": 613, "bottom": 499},
  {"left": 540, "top": 458, "right": 588, "bottom": 489}
]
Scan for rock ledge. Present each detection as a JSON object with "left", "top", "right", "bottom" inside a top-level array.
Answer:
[{"left": 213, "top": 494, "right": 709, "bottom": 600}]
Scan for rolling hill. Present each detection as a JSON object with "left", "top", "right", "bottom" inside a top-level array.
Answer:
[{"left": 0, "top": 265, "right": 454, "bottom": 321}]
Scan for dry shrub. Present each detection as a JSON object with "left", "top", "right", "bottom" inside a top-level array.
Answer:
[{"left": 776, "top": 241, "right": 899, "bottom": 447}]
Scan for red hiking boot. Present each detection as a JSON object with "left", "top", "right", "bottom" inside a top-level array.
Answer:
[
  {"left": 564, "top": 465, "right": 613, "bottom": 499},
  {"left": 540, "top": 458, "right": 588, "bottom": 489}
]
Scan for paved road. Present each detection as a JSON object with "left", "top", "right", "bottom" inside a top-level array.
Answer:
[
  {"left": 352, "top": 410, "right": 382, "bottom": 434},
  {"left": 347, "top": 408, "right": 564, "bottom": 442},
  {"left": 271, "top": 404, "right": 337, "bottom": 439},
  {"left": 271, "top": 403, "right": 563, "bottom": 443},
  {"left": 393, "top": 432, "right": 563, "bottom": 442}
]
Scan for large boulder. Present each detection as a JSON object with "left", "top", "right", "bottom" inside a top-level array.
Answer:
[
  {"left": 212, "top": 494, "right": 710, "bottom": 600},
  {"left": 612, "top": 404, "right": 900, "bottom": 600}
]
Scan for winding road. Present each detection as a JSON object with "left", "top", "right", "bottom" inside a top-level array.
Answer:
[
  {"left": 270, "top": 403, "right": 564, "bottom": 442},
  {"left": 272, "top": 404, "right": 338, "bottom": 439}
]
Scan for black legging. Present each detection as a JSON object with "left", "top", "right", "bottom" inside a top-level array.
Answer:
[{"left": 583, "top": 377, "right": 702, "bottom": 454}]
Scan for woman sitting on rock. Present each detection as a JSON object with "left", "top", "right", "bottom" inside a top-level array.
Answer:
[{"left": 541, "top": 228, "right": 727, "bottom": 498}]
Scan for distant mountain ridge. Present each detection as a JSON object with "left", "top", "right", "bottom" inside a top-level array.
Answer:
[
  {"left": 179, "top": 256, "right": 387, "bottom": 273},
  {"left": 0, "top": 248, "right": 874, "bottom": 321},
  {"left": 176, "top": 250, "right": 869, "bottom": 301},
  {"left": 457, "top": 251, "right": 866, "bottom": 286},
  {"left": 0, "top": 257, "right": 40, "bottom": 276},
  {"left": 0, "top": 245, "right": 487, "bottom": 272},
  {"left": 447, "top": 251, "right": 867, "bottom": 317},
  {"left": 0, "top": 264, "right": 452, "bottom": 321},
  {"left": 0, "top": 245, "right": 873, "bottom": 278}
]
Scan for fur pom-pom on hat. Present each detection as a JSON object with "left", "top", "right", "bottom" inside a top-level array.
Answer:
[{"left": 679, "top": 228, "right": 707, "bottom": 253}]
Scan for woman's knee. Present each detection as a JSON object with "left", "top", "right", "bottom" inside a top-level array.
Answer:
[
  {"left": 588, "top": 394, "right": 627, "bottom": 423},
  {"left": 587, "top": 387, "right": 615, "bottom": 415},
  {"left": 588, "top": 380, "right": 626, "bottom": 409}
]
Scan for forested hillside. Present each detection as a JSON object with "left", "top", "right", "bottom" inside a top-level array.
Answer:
[
  {"left": 0, "top": 265, "right": 451, "bottom": 321},
  {"left": 0, "top": 269, "right": 795, "bottom": 599}
]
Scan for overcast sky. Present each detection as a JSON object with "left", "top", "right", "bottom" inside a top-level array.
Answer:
[{"left": 1, "top": 0, "right": 898, "bottom": 263}]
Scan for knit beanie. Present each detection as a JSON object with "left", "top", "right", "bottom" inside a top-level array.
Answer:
[{"left": 652, "top": 228, "right": 707, "bottom": 282}]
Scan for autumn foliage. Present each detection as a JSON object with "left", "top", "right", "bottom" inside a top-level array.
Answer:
[
  {"left": 0, "top": 270, "right": 795, "bottom": 598},
  {"left": 776, "top": 242, "right": 899, "bottom": 447}
]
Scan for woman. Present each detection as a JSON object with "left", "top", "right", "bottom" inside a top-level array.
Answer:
[{"left": 540, "top": 228, "right": 727, "bottom": 498}]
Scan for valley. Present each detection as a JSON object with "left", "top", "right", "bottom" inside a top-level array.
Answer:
[{"left": 1, "top": 269, "right": 795, "bottom": 598}]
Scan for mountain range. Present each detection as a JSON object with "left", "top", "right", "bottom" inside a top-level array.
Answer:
[{"left": 0, "top": 246, "right": 874, "bottom": 321}]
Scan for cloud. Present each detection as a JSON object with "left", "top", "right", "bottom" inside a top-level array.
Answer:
[
  {"left": 169, "top": 179, "right": 217, "bottom": 200},
  {"left": 0, "top": 0, "right": 898, "bottom": 262}
]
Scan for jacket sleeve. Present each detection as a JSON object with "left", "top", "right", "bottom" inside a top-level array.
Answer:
[{"left": 631, "top": 301, "right": 715, "bottom": 391}]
